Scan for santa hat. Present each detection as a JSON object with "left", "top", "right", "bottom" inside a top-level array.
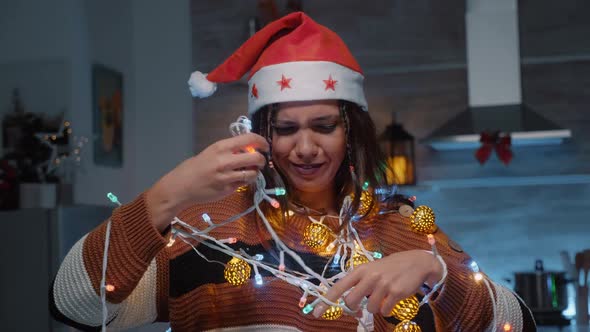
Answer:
[{"left": 188, "top": 12, "right": 368, "bottom": 115}]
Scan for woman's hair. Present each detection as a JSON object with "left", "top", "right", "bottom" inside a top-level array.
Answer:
[{"left": 251, "top": 100, "right": 391, "bottom": 222}]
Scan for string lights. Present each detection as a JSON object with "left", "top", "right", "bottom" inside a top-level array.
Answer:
[{"left": 96, "top": 115, "right": 522, "bottom": 332}]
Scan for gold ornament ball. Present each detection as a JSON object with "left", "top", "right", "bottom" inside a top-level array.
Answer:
[
  {"left": 345, "top": 254, "right": 370, "bottom": 270},
  {"left": 235, "top": 185, "right": 249, "bottom": 193},
  {"left": 321, "top": 305, "right": 343, "bottom": 320},
  {"left": 357, "top": 190, "right": 375, "bottom": 216},
  {"left": 224, "top": 257, "right": 251, "bottom": 286},
  {"left": 303, "top": 223, "right": 331, "bottom": 249},
  {"left": 394, "top": 320, "right": 422, "bottom": 332},
  {"left": 389, "top": 295, "right": 420, "bottom": 321},
  {"left": 410, "top": 205, "right": 437, "bottom": 234}
]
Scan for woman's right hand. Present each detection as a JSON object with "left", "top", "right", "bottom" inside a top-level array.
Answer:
[{"left": 146, "top": 133, "right": 269, "bottom": 231}]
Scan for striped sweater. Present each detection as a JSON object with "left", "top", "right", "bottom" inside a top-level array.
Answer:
[{"left": 50, "top": 191, "right": 535, "bottom": 331}]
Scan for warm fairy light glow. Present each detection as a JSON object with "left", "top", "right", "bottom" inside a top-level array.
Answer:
[
  {"left": 321, "top": 305, "right": 343, "bottom": 320},
  {"left": 224, "top": 257, "right": 251, "bottom": 286},
  {"left": 390, "top": 295, "right": 419, "bottom": 321},
  {"left": 427, "top": 234, "right": 435, "bottom": 245},
  {"left": 105, "top": 284, "right": 115, "bottom": 292},
  {"left": 245, "top": 146, "right": 256, "bottom": 153},
  {"left": 166, "top": 237, "right": 176, "bottom": 247},
  {"left": 393, "top": 320, "right": 421, "bottom": 332},
  {"left": 410, "top": 206, "right": 437, "bottom": 234},
  {"left": 235, "top": 185, "right": 249, "bottom": 193},
  {"left": 345, "top": 254, "right": 370, "bottom": 270},
  {"left": 503, "top": 323, "right": 512, "bottom": 331},
  {"left": 303, "top": 223, "right": 330, "bottom": 249},
  {"left": 474, "top": 272, "right": 484, "bottom": 281},
  {"left": 299, "top": 296, "right": 307, "bottom": 308},
  {"left": 270, "top": 199, "right": 280, "bottom": 208}
]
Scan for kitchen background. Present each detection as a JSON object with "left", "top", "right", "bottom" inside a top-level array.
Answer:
[{"left": 0, "top": 0, "right": 588, "bottom": 331}]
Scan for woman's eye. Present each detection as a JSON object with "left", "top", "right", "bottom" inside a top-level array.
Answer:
[
  {"left": 313, "top": 124, "right": 337, "bottom": 133},
  {"left": 273, "top": 126, "right": 297, "bottom": 135}
]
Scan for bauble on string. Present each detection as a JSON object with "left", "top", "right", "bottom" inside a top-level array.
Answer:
[
  {"left": 345, "top": 253, "right": 370, "bottom": 270},
  {"left": 303, "top": 223, "right": 331, "bottom": 249},
  {"left": 389, "top": 295, "right": 420, "bottom": 321},
  {"left": 224, "top": 257, "right": 251, "bottom": 286},
  {"left": 321, "top": 305, "right": 343, "bottom": 320},
  {"left": 409, "top": 206, "right": 437, "bottom": 234},
  {"left": 355, "top": 190, "right": 376, "bottom": 217},
  {"left": 394, "top": 320, "right": 422, "bottom": 332}
]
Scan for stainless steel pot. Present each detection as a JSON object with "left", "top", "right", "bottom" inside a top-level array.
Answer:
[{"left": 514, "top": 260, "right": 569, "bottom": 312}]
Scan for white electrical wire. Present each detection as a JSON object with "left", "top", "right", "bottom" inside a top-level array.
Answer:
[
  {"left": 96, "top": 116, "right": 517, "bottom": 332},
  {"left": 100, "top": 220, "right": 112, "bottom": 331}
]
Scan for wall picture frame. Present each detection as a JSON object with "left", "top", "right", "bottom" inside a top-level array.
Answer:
[{"left": 92, "top": 64, "right": 123, "bottom": 167}]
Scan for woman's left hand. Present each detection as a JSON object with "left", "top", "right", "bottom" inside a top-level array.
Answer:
[{"left": 312, "top": 249, "right": 443, "bottom": 318}]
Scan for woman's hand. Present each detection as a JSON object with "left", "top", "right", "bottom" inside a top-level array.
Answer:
[
  {"left": 313, "top": 250, "right": 443, "bottom": 318},
  {"left": 147, "top": 133, "right": 269, "bottom": 231}
]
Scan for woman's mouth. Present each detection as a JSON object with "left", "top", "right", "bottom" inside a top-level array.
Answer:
[{"left": 291, "top": 163, "right": 324, "bottom": 177}]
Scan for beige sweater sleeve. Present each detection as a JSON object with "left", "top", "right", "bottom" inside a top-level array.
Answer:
[{"left": 51, "top": 193, "right": 169, "bottom": 329}]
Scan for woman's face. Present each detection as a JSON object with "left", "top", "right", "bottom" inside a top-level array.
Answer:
[{"left": 271, "top": 100, "right": 346, "bottom": 194}]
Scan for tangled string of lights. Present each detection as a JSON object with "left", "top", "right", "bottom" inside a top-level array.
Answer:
[{"left": 98, "top": 115, "right": 523, "bottom": 332}]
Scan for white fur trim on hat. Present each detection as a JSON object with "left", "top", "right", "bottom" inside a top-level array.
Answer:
[
  {"left": 247, "top": 61, "right": 367, "bottom": 115},
  {"left": 188, "top": 71, "right": 217, "bottom": 98}
]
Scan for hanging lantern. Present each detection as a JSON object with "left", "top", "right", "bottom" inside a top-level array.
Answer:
[{"left": 379, "top": 113, "right": 416, "bottom": 185}]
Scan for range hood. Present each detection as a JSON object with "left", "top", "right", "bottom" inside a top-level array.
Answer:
[{"left": 423, "top": 0, "right": 571, "bottom": 151}]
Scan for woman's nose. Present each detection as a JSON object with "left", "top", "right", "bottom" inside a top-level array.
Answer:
[{"left": 294, "top": 131, "right": 319, "bottom": 160}]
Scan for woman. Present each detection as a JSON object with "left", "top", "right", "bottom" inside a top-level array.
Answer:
[{"left": 50, "top": 12, "right": 535, "bottom": 331}]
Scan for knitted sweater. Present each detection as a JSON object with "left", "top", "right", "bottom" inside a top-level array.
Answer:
[{"left": 50, "top": 191, "right": 535, "bottom": 331}]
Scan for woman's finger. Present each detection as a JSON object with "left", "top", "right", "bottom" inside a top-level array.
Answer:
[
  {"left": 312, "top": 270, "right": 362, "bottom": 317},
  {"left": 365, "top": 282, "right": 389, "bottom": 314},
  {"left": 380, "top": 291, "right": 403, "bottom": 317},
  {"left": 220, "top": 133, "right": 269, "bottom": 154},
  {"left": 225, "top": 168, "right": 259, "bottom": 185},
  {"left": 342, "top": 277, "right": 376, "bottom": 312},
  {"left": 222, "top": 151, "right": 267, "bottom": 171}
]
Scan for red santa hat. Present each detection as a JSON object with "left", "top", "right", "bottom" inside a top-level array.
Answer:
[{"left": 188, "top": 11, "right": 368, "bottom": 115}]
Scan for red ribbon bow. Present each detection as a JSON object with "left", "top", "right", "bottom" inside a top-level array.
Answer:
[{"left": 475, "top": 131, "right": 513, "bottom": 165}]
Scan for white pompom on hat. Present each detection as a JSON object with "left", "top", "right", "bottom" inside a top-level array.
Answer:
[{"left": 188, "top": 12, "right": 367, "bottom": 115}]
